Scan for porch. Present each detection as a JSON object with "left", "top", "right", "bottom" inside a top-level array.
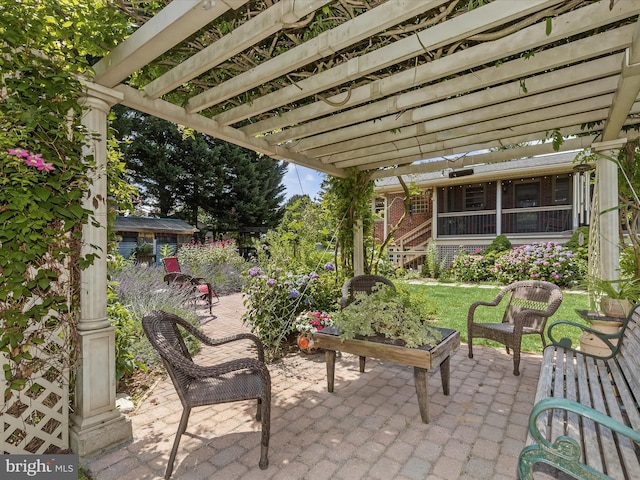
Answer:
[{"left": 84, "top": 293, "right": 549, "bottom": 480}]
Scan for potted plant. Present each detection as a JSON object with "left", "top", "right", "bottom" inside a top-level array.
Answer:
[
  {"left": 585, "top": 276, "right": 640, "bottom": 318},
  {"left": 330, "top": 284, "right": 441, "bottom": 348}
]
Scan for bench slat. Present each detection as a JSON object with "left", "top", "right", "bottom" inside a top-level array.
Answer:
[
  {"left": 604, "top": 359, "right": 640, "bottom": 479},
  {"left": 575, "top": 352, "right": 604, "bottom": 473},
  {"left": 590, "top": 356, "right": 625, "bottom": 479}
]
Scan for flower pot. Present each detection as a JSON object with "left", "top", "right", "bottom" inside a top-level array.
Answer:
[
  {"left": 297, "top": 333, "right": 317, "bottom": 354},
  {"left": 600, "top": 297, "right": 633, "bottom": 318},
  {"left": 579, "top": 318, "right": 623, "bottom": 356}
]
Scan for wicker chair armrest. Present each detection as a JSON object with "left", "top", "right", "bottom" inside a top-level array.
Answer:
[
  {"left": 467, "top": 296, "right": 504, "bottom": 323},
  {"left": 200, "top": 333, "right": 266, "bottom": 362},
  {"left": 175, "top": 320, "right": 265, "bottom": 361},
  {"left": 178, "top": 357, "right": 270, "bottom": 380}
]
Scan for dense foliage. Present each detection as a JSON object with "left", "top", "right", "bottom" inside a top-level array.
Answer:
[
  {"left": 0, "top": 0, "right": 129, "bottom": 396},
  {"left": 332, "top": 284, "right": 439, "bottom": 348},
  {"left": 111, "top": 106, "right": 287, "bottom": 233}
]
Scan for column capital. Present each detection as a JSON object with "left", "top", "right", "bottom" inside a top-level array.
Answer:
[
  {"left": 79, "top": 80, "right": 124, "bottom": 112},
  {"left": 591, "top": 138, "right": 628, "bottom": 153}
]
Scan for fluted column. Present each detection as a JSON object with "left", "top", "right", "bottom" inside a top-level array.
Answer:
[
  {"left": 69, "top": 81, "right": 132, "bottom": 458},
  {"left": 592, "top": 139, "right": 625, "bottom": 282}
]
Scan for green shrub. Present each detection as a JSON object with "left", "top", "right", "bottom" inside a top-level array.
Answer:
[
  {"left": 177, "top": 239, "right": 247, "bottom": 294},
  {"left": 421, "top": 241, "right": 449, "bottom": 279},
  {"left": 450, "top": 249, "right": 492, "bottom": 282},
  {"left": 483, "top": 234, "right": 512, "bottom": 263}
]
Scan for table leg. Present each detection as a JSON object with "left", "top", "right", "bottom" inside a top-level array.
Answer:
[
  {"left": 325, "top": 349, "right": 336, "bottom": 393},
  {"left": 413, "top": 367, "right": 429, "bottom": 424},
  {"left": 359, "top": 355, "right": 366, "bottom": 373},
  {"left": 440, "top": 355, "right": 451, "bottom": 396}
]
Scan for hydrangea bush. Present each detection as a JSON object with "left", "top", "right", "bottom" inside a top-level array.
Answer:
[
  {"left": 242, "top": 262, "right": 340, "bottom": 361},
  {"left": 491, "top": 242, "right": 582, "bottom": 286}
]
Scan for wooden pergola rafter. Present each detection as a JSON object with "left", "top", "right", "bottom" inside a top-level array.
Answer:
[{"left": 93, "top": 0, "right": 640, "bottom": 178}]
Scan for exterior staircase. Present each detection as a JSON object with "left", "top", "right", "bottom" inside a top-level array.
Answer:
[{"left": 387, "top": 219, "right": 432, "bottom": 269}]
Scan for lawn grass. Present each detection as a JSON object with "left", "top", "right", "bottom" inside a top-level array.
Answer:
[{"left": 402, "top": 282, "right": 591, "bottom": 355}]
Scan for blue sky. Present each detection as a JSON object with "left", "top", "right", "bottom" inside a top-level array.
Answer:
[{"left": 282, "top": 163, "right": 325, "bottom": 201}]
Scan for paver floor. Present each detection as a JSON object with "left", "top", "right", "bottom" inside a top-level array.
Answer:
[{"left": 84, "top": 293, "right": 547, "bottom": 480}]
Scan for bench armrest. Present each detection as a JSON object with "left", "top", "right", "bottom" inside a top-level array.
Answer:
[
  {"left": 519, "top": 397, "right": 640, "bottom": 480},
  {"left": 527, "top": 397, "right": 640, "bottom": 446},
  {"left": 546, "top": 320, "right": 622, "bottom": 357}
]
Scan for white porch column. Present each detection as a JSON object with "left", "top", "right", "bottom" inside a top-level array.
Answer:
[
  {"left": 592, "top": 139, "right": 626, "bottom": 282},
  {"left": 69, "top": 82, "right": 132, "bottom": 458}
]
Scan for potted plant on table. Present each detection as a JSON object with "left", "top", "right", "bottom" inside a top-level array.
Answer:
[
  {"left": 330, "top": 284, "right": 441, "bottom": 348},
  {"left": 586, "top": 276, "right": 640, "bottom": 318}
]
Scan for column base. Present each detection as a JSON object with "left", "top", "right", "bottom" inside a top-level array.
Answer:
[{"left": 69, "top": 411, "right": 132, "bottom": 459}]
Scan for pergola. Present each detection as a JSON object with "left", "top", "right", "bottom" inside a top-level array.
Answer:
[{"left": 73, "top": 0, "right": 640, "bottom": 456}]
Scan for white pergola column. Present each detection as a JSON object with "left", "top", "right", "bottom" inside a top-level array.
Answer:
[
  {"left": 69, "top": 82, "right": 132, "bottom": 458},
  {"left": 592, "top": 139, "right": 626, "bottom": 282}
]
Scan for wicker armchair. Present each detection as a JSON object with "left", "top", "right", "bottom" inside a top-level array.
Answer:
[
  {"left": 339, "top": 274, "right": 396, "bottom": 309},
  {"left": 142, "top": 310, "right": 271, "bottom": 479},
  {"left": 339, "top": 274, "right": 396, "bottom": 372},
  {"left": 467, "top": 280, "right": 563, "bottom": 376}
]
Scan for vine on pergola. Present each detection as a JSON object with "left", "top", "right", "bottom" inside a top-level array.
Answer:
[{"left": 114, "top": 0, "right": 590, "bottom": 125}]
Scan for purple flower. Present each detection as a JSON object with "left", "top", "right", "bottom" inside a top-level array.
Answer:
[
  {"left": 248, "top": 266, "right": 263, "bottom": 277},
  {"left": 309, "top": 272, "right": 320, "bottom": 280},
  {"left": 288, "top": 289, "right": 300, "bottom": 298},
  {"left": 267, "top": 278, "right": 276, "bottom": 286},
  {"left": 324, "top": 262, "right": 335, "bottom": 271}
]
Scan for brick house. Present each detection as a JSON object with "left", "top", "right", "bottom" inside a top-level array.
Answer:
[{"left": 373, "top": 151, "right": 591, "bottom": 268}]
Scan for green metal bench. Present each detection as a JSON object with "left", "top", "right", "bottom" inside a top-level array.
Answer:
[{"left": 518, "top": 303, "right": 640, "bottom": 480}]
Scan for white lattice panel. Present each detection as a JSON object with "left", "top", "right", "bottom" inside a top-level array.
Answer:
[{"left": 1, "top": 324, "right": 69, "bottom": 454}]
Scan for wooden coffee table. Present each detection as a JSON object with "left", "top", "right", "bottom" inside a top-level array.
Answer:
[{"left": 313, "top": 327, "right": 460, "bottom": 423}]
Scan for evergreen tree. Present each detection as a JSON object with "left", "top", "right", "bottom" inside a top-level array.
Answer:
[{"left": 111, "top": 106, "right": 287, "bottom": 232}]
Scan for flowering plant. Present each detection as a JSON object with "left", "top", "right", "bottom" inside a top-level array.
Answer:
[{"left": 295, "top": 310, "right": 333, "bottom": 334}]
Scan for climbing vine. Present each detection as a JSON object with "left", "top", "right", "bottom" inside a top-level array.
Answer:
[{"left": 0, "top": 0, "right": 130, "bottom": 398}]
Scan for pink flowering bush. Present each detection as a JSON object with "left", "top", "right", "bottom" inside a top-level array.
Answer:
[{"left": 491, "top": 242, "right": 582, "bottom": 286}]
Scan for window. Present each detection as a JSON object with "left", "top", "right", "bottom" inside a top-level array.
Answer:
[
  {"left": 554, "top": 176, "right": 570, "bottom": 205},
  {"left": 410, "top": 190, "right": 430, "bottom": 214},
  {"left": 515, "top": 183, "right": 540, "bottom": 208},
  {"left": 374, "top": 197, "right": 385, "bottom": 216},
  {"left": 464, "top": 186, "right": 485, "bottom": 210}
]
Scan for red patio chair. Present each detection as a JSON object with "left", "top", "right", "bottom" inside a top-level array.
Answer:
[{"left": 162, "top": 256, "right": 219, "bottom": 312}]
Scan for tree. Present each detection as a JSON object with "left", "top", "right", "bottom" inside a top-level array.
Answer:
[{"left": 111, "top": 106, "right": 287, "bottom": 232}]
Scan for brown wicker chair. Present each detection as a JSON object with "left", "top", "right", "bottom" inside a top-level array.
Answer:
[
  {"left": 339, "top": 274, "right": 396, "bottom": 372},
  {"left": 340, "top": 274, "right": 396, "bottom": 309},
  {"left": 467, "top": 280, "right": 563, "bottom": 376},
  {"left": 142, "top": 310, "right": 271, "bottom": 479}
]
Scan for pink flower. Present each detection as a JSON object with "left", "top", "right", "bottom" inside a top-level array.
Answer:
[{"left": 7, "top": 148, "right": 55, "bottom": 171}]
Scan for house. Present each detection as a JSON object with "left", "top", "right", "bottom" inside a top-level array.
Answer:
[
  {"left": 373, "top": 151, "right": 591, "bottom": 268},
  {"left": 114, "top": 216, "right": 198, "bottom": 264}
]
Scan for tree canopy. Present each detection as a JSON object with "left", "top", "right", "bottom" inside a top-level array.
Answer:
[{"left": 111, "top": 105, "right": 287, "bottom": 233}]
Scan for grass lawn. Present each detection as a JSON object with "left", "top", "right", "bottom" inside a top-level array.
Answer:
[{"left": 402, "top": 282, "right": 591, "bottom": 355}]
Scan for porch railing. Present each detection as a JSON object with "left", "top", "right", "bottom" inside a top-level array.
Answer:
[{"left": 437, "top": 205, "right": 572, "bottom": 236}]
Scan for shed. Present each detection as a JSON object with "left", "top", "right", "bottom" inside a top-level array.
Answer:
[{"left": 114, "top": 216, "right": 198, "bottom": 263}]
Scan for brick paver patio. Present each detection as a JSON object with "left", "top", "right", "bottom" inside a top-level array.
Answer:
[{"left": 84, "top": 293, "right": 544, "bottom": 480}]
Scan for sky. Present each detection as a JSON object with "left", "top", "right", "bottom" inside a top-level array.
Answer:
[{"left": 282, "top": 163, "right": 325, "bottom": 201}]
